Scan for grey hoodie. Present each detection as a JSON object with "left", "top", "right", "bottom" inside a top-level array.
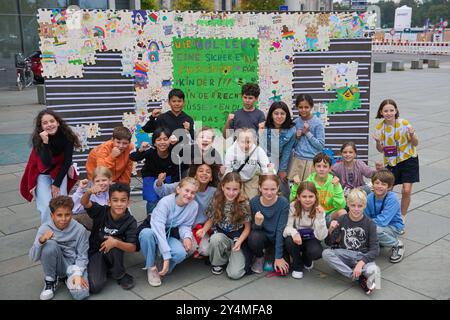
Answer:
[{"left": 29, "top": 218, "right": 89, "bottom": 275}]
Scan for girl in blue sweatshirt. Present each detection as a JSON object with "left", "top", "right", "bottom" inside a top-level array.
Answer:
[
  {"left": 138, "top": 177, "right": 199, "bottom": 287},
  {"left": 288, "top": 94, "right": 325, "bottom": 182}
]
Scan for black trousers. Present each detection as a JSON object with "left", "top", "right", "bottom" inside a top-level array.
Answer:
[
  {"left": 247, "top": 230, "right": 273, "bottom": 258},
  {"left": 88, "top": 248, "right": 125, "bottom": 294},
  {"left": 284, "top": 236, "right": 323, "bottom": 272}
]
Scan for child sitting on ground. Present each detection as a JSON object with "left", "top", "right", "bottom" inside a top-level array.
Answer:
[
  {"left": 322, "top": 189, "right": 380, "bottom": 295},
  {"left": 29, "top": 196, "right": 89, "bottom": 300}
]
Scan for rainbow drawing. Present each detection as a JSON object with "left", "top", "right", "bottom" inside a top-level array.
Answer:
[
  {"left": 148, "top": 41, "right": 160, "bottom": 52},
  {"left": 92, "top": 26, "right": 105, "bottom": 38}
]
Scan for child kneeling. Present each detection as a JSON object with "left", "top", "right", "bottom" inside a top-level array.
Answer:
[
  {"left": 29, "top": 196, "right": 89, "bottom": 300},
  {"left": 322, "top": 189, "right": 380, "bottom": 295}
]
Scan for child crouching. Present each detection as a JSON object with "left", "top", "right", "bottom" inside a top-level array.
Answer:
[{"left": 29, "top": 196, "right": 89, "bottom": 300}]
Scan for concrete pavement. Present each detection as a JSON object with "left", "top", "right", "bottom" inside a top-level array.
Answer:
[{"left": 0, "top": 58, "right": 449, "bottom": 300}]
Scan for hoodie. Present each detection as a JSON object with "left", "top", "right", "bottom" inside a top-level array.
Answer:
[
  {"left": 29, "top": 218, "right": 89, "bottom": 275},
  {"left": 290, "top": 172, "right": 346, "bottom": 215},
  {"left": 154, "top": 181, "right": 216, "bottom": 225},
  {"left": 150, "top": 193, "right": 199, "bottom": 260}
]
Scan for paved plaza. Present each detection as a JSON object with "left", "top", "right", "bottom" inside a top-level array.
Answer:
[{"left": 0, "top": 58, "right": 449, "bottom": 300}]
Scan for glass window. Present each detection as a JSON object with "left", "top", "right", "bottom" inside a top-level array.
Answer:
[
  {"left": 116, "top": 0, "right": 130, "bottom": 10},
  {"left": 21, "top": 15, "right": 40, "bottom": 55},
  {"left": 0, "top": 15, "right": 21, "bottom": 59},
  {"left": 0, "top": 1, "right": 18, "bottom": 14},
  {"left": 79, "top": 0, "right": 108, "bottom": 9},
  {"left": 20, "top": 0, "right": 69, "bottom": 14}
]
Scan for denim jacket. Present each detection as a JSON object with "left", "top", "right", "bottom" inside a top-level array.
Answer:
[{"left": 260, "top": 127, "right": 296, "bottom": 173}]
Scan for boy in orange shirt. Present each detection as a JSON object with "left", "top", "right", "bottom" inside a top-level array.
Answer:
[{"left": 86, "top": 127, "right": 133, "bottom": 184}]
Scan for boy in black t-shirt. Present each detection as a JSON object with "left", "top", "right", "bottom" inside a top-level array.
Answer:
[{"left": 80, "top": 182, "right": 137, "bottom": 293}]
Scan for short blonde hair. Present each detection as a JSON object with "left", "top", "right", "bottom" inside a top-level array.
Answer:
[
  {"left": 92, "top": 166, "right": 113, "bottom": 180},
  {"left": 347, "top": 188, "right": 367, "bottom": 207},
  {"left": 177, "top": 176, "right": 200, "bottom": 191}
]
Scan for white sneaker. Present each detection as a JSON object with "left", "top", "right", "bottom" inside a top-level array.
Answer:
[
  {"left": 147, "top": 267, "right": 161, "bottom": 287},
  {"left": 292, "top": 271, "right": 304, "bottom": 279},
  {"left": 304, "top": 261, "right": 314, "bottom": 271},
  {"left": 40, "top": 279, "right": 58, "bottom": 300}
]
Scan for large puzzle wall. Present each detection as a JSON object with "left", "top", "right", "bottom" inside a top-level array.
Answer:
[{"left": 39, "top": 9, "right": 374, "bottom": 174}]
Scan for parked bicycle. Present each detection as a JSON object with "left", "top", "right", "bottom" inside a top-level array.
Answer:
[{"left": 15, "top": 51, "right": 43, "bottom": 91}]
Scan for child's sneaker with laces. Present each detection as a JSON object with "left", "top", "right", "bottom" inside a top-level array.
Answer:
[
  {"left": 147, "top": 267, "right": 162, "bottom": 287},
  {"left": 211, "top": 266, "right": 224, "bottom": 275},
  {"left": 40, "top": 279, "right": 58, "bottom": 300},
  {"left": 390, "top": 240, "right": 405, "bottom": 263}
]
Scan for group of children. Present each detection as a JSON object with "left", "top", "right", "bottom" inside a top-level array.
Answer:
[{"left": 20, "top": 83, "right": 419, "bottom": 299}]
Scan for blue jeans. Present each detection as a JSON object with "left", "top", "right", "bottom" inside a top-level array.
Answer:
[
  {"left": 138, "top": 228, "right": 187, "bottom": 273},
  {"left": 36, "top": 174, "right": 68, "bottom": 224},
  {"left": 377, "top": 225, "right": 400, "bottom": 248}
]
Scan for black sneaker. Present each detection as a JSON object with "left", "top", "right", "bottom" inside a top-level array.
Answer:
[
  {"left": 211, "top": 266, "right": 224, "bottom": 275},
  {"left": 117, "top": 273, "right": 135, "bottom": 290},
  {"left": 357, "top": 275, "right": 375, "bottom": 295},
  {"left": 40, "top": 279, "right": 58, "bottom": 300}
]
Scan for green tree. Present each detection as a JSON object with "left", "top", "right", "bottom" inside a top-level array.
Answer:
[
  {"left": 239, "top": 0, "right": 285, "bottom": 11},
  {"left": 173, "top": 0, "right": 214, "bottom": 10},
  {"left": 376, "top": 1, "right": 398, "bottom": 28},
  {"left": 141, "top": 0, "right": 160, "bottom": 10}
]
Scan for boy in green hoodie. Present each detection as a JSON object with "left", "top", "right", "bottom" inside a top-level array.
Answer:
[{"left": 290, "top": 152, "right": 346, "bottom": 225}]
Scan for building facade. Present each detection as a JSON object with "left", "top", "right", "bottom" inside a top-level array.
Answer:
[{"left": 0, "top": 0, "right": 140, "bottom": 88}]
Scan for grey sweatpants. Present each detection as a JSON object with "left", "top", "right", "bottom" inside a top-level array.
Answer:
[
  {"left": 322, "top": 248, "right": 379, "bottom": 280},
  {"left": 40, "top": 239, "right": 89, "bottom": 300},
  {"left": 208, "top": 233, "right": 246, "bottom": 280}
]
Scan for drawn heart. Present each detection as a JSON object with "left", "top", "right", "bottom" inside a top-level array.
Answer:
[{"left": 272, "top": 41, "right": 281, "bottom": 49}]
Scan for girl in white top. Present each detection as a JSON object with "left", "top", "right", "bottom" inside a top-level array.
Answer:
[{"left": 284, "top": 181, "right": 327, "bottom": 279}]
